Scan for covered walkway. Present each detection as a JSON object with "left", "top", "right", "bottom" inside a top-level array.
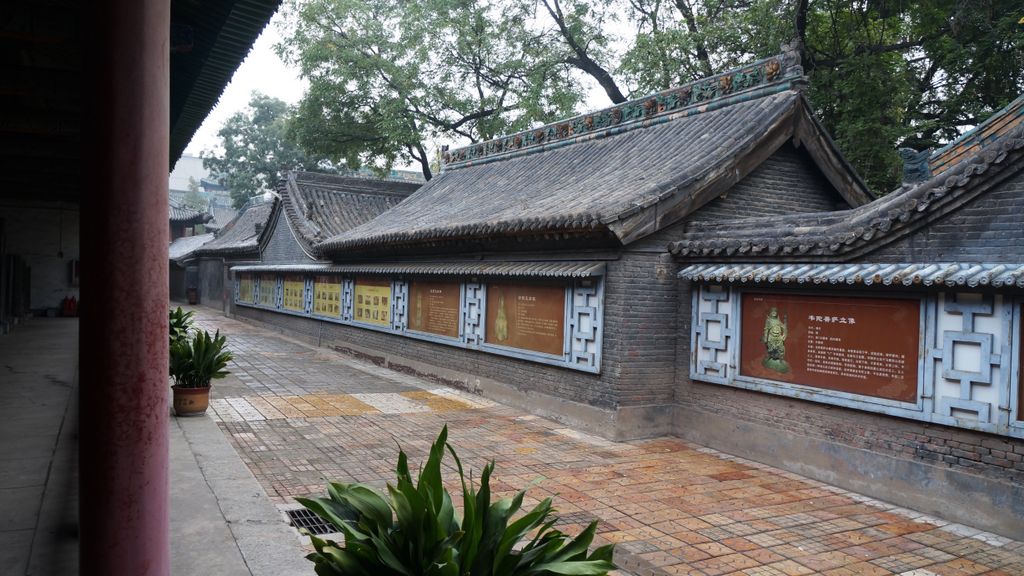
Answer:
[{"left": 0, "top": 318, "right": 307, "bottom": 575}]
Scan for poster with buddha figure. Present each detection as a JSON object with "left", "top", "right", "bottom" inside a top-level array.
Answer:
[{"left": 485, "top": 283, "right": 565, "bottom": 356}]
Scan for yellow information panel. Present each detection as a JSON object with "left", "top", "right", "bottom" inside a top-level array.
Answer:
[
  {"left": 282, "top": 275, "right": 306, "bottom": 312},
  {"left": 354, "top": 278, "right": 391, "bottom": 326},
  {"left": 313, "top": 276, "right": 342, "bottom": 317},
  {"left": 258, "top": 274, "right": 276, "bottom": 307},
  {"left": 238, "top": 274, "right": 254, "bottom": 303}
]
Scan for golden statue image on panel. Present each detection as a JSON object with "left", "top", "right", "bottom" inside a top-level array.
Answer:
[
  {"left": 494, "top": 295, "right": 509, "bottom": 341},
  {"left": 761, "top": 306, "right": 790, "bottom": 374}
]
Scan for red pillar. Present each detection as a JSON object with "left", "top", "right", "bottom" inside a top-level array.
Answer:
[{"left": 81, "top": 0, "right": 170, "bottom": 574}]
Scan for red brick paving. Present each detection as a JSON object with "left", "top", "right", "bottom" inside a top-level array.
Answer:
[{"left": 191, "top": 307, "right": 1024, "bottom": 576}]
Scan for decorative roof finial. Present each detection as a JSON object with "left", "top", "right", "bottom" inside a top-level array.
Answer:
[
  {"left": 898, "top": 147, "right": 933, "bottom": 185},
  {"left": 781, "top": 38, "right": 803, "bottom": 70}
]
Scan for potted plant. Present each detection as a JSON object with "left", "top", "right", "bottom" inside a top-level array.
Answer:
[
  {"left": 169, "top": 306, "right": 193, "bottom": 345},
  {"left": 297, "top": 425, "right": 615, "bottom": 575},
  {"left": 170, "top": 329, "right": 232, "bottom": 416}
]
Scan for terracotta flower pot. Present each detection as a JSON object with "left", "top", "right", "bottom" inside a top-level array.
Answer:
[{"left": 172, "top": 385, "right": 211, "bottom": 416}]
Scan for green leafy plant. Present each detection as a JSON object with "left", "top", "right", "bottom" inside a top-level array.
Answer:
[
  {"left": 297, "top": 425, "right": 615, "bottom": 576},
  {"left": 169, "top": 329, "right": 233, "bottom": 389},
  {"left": 169, "top": 306, "right": 194, "bottom": 346}
]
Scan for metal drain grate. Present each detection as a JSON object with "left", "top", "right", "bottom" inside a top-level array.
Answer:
[{"left": 286, "top": 508, "right": 339, "bottom": 535}]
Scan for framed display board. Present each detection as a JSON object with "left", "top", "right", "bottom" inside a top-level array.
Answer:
[
  {"left": 485, "top": 283, "right": 566, "bottom": 356},
  {"left": 238, "top": 274, "right": 253, "bottom": 303},
  {"left": 354, "top": 278, "right": 391, "bottom": 326},
  {"left": 313, "top": 276, "right": 341, "bottom": 317},
  {"left": 739, "top": 292, "right": 919, "bottom": 403},
  {"left": 282, "top": 275, "right": 305, "bottom": 312},
  {"left": 258, "top": 274, "right": 276, "bottom": 307},
  {"left": 409, "top": 281, "right": 460, "bottom": 338}
]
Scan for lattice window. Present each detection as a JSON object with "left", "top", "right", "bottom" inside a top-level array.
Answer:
[
  {"left": 691, "top": 285, "right": 735, "bottom": 383},
  {"left": 304, "top": 277, "right": 315, "bottom": 315},
  {"left": 341, "top": 279, "right": 354, "bottom": 322},
  {"left": 928, "top": 293, "right": 1011, "bottom": 425},
  {"left": 569, "top": 280, "right": 603, "bottom": 370},
  {"left": 391, "top": 280, "right": 408, "bottom": 331},
  {"left": 463, "top": 282, "right": 485, "bottom": 346}
]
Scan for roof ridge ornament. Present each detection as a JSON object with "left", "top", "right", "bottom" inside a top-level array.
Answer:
[{"left": 441, "top": 50, "right": 807, "bottom": 170}]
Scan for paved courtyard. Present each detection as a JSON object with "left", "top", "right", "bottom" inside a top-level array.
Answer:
[{"left": 192, "top": 306, "right": 1024, "bottom": 576}]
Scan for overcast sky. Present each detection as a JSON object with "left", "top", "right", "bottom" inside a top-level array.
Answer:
[{"left": 182, "top": 8, "right": 618, "bottom": 164}]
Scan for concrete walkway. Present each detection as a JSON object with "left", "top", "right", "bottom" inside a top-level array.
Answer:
[
  {"left": 193, "top": 306, "right": 1024, "bottom": 576},
  {"left": 0, "top": 316, "right": 307, "bottom": 576},
  {"left": 0, "top": 318, "right": 78, "bottom": 576}
]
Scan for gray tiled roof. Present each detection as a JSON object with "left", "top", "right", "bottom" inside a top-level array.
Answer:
[
  {"left": 669, "top": 123, "right": 1024, "bottom": 261},
  {"left": 930, "top": 94, "right": 1024, "bottom": 175},
  {"left": 168, "top": 233, "right": 214, "bottom": 263},
  {"left": 230, "top": 260, "right": 606, "bottom": 278},
  {"left": 318, "top": 53, "right": 872, "bottom": 256},
  {"left": 679, "top": 262, "right": 1024, "bottom": 288},
  {"left": 169, "top": 197, "right": 210, "bottom": 223},
  {"left": 193, "top": 199, "right": 273, "bottom": 258},
  {"left": 279, "top": 171, "right": 419, "bottom": 256}
]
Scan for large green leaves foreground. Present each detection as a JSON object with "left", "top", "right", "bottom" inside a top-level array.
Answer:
[{"left": 297, "top": 425, "right": 615, "bottom": 576}]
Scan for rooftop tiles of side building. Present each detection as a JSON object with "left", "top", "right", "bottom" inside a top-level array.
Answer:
[
  {"left": 192, "top": 197, "right": 274, "bottom": 257},
  {"left": 440, "top": 48, "right": 806, "bottom": 171},
  {"left": 316, "top": 45, "right": 875, "bottom": 256},
  {"left": 930, "top": 94, "right": 1024, "bottom": 176},
  {"left": 669, "top": 121, "right": 1024, "bottom": 260}
]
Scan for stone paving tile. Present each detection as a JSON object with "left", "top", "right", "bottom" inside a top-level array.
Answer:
[{"left": 189, "top": 307, "right": 1024, "bottom": 576}]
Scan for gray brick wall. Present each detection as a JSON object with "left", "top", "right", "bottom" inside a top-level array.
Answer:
[
  {"left": 870, "top": 169, "right": 1024, "bottom": 262},
  {"left": 692, "top": 143, "right": 850, "bottom": 222},
  {"left": 261, "top": 209, "right": 317, "bottom": 263},
  {"left": 634, "top": 143, "right": 852, "bottom": 251},
  {"left": 198, "top": 258, "right": 224, "bottom": 308},
  {"left": 232, "top": 248, "right": 680, "bottom": 411}
]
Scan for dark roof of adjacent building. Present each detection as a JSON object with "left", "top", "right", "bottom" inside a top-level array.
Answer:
[
  {"left": 669, "top": 123, "right": 1024, "bottom": 261},
  {"left": 205, "top": 205, "right": 239, "bottom": 232},
  {"left": 930, "top": 94, "right": 1024, "bottom": 176},
  {"left": 274, "top": 171, "right": 419, "bottom": 257},
  {"left": 169, "top": 233, "right": 215, "bottom": 264},
  {"left": 169, "top": 197, "right": 211, "bottom": 224},
  {"left": 192, "top": 199, "right": 273, "bottom": 258},
  {"left": 318, "top": 49, "right": 873, "bottom": 257}
]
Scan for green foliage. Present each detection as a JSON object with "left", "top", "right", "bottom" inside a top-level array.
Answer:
[
  {"left": 168, "top": 306, "right": 194, "bottom": 347},
  {"left": 559, "top": 0, "right": 1024, "bottom": 193},
  {"left": 297, "top": 425, "right": 615, "bottom": 576},
  {"left": 201, "top": 92, "right": 336, "bottom": 208},
  {"left": 270, "top": 0, "right": 1022, "bottom": 193},
  {"left": 278, "top": 0, "right": 584, "bottom": 180},
  {"left": 183, "top": 177, "right": 207, "bottom": 211},
  {"left": 169, "top": 329, "right": 233, "bottom": 389}
]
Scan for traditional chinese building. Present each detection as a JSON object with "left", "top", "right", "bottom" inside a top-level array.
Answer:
[
  {"left": 228, "top": 49, "right": 873, "bottom": 439},
  {"left": 168, "top": 231, "right": 214, "bottom": 302},
  {"left": 186, "top": 197, "right": 273, "bottom": 310},
  {"left": 169, "top": 196, "right": 211, "bottom": 240},
  {"left": 203, "top": 171, "right": 419, "bottom": 310},
  {"left": 669, "top": 96, "right": 1024, "bottom": 538}
]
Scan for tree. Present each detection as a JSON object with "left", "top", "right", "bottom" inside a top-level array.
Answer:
[
  {"left": 545, "top": 0, "right": 1024, "bottom": 193},
  {"left": 277, "top": 0, "right": 584, "bottom": 180},
  {"left": 182, "top": 177, "right": 207, "bottom": 211},
  {"left": 202, "top": 92, "right": 334, "bottom": 208}
]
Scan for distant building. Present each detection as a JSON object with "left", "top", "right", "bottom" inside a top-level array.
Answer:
[{"left": 169, "top": 153, "right": 233, "bottom": 210}]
